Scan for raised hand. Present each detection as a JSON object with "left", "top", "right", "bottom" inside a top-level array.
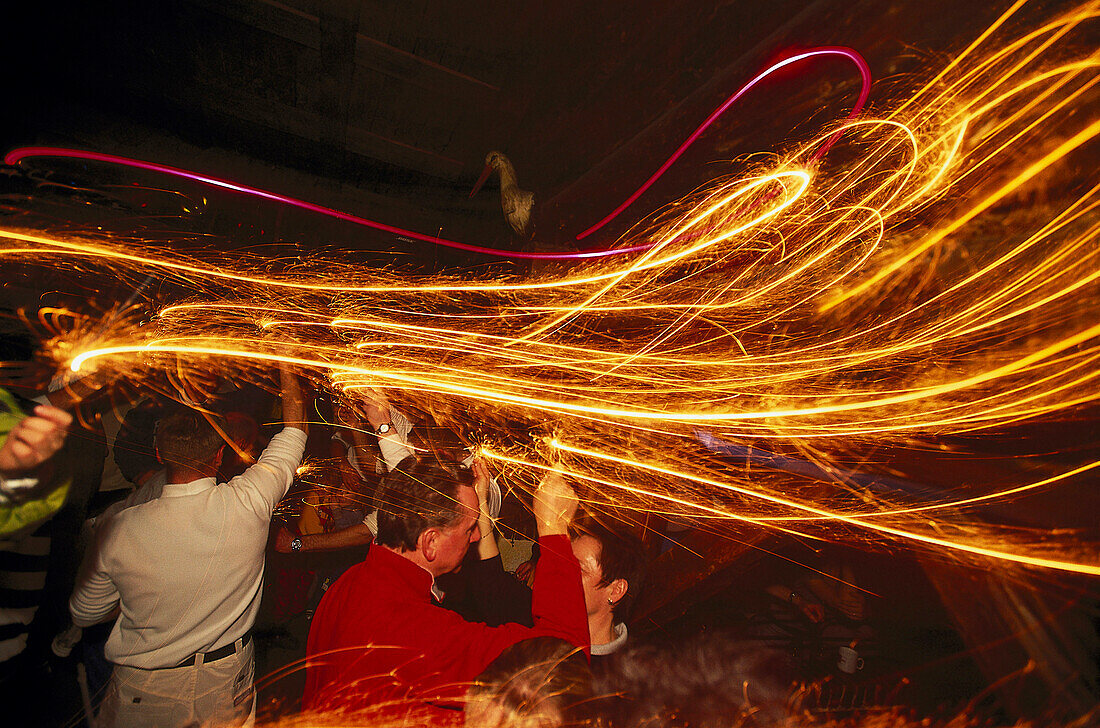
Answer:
[
  {"left": 0, "top": 405, "right": 72, "bottom": 475},
  {"left": 532, "top": 468, "right": 578, "bottom": 537}
]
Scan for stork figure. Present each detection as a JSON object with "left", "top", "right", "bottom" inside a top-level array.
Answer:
[{"left": 470, "top": 150, "right": 534, "bottom": 238}]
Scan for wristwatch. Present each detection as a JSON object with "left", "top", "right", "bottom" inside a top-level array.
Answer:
[
  {"left": 375, "top": 423, "right": 392, "bottom": 435},
  {"left": 290, "top": 537, "right": 303, "bottom": 553}
]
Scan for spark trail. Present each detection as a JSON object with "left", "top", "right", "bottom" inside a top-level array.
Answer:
[{"left": 2, "top": 1, "right": 1099, "bottom": 578}]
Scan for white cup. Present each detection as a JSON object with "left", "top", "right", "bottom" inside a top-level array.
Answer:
[{"left": 837, "top": 645, "right": 864, "bottom": 673}]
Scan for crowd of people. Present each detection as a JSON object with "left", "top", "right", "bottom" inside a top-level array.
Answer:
[{"left": 0, "top": 360, "right": 822, "bottom": 727}]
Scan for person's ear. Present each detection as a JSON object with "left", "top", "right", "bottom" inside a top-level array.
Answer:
[
  {"left": 608, "top": 578, "right": 628, "bottom": 606},
  {"left": 420, "top": 528, "right": 439, "bottom": 562}
]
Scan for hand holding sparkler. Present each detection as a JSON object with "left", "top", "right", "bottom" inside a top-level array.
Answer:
[
  {"left": 472, "top": 458, "right": 493, "bottom": 504},
  {"left": 532, "top": 467, "right": 578, "bottom": 537},
  {"left": 42, "top": 367, "right": 110, "bottom": 409},
  {"left": 0, "top": 405, "right": 72, "bottom": 475}
]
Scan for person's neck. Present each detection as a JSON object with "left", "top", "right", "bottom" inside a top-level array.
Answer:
[
  {"left": 589, "top": 610, "right": 616, "bottom": 647},
  {"left": 386, "top": 545, "right": 437, "bottom": 579},
  {"left": 165, "top": 465, "right": 216, "bottom": 485}
]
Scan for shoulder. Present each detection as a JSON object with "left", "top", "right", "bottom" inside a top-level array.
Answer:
[
  {"left": 314, "top": 558, "right": 417, "bottom": 638},
  {"left": 91, "top": 501, "right": 155, "bottom": 561},
  {"left": 325, "top": 554, "right": 393, "bottom": 604},
  {"left": 103, "top": 497, "right": 156, "bottom": 531}
]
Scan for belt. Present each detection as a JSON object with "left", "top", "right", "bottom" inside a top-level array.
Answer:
[{"left": 174, "top": 633, "right": 252, "bottom": 668}]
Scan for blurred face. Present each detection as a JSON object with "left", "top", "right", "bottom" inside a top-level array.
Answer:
[
  {"left": 430, "top": 485, "right": 481, "bottom": 575},
  {"left": 571, "top": 535, "right": 612, "bottom": 619}
]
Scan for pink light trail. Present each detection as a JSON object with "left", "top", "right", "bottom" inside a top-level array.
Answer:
[
  {"left": 573, "top": 47, "right": 872, "bottom": 241},
  {"left": 5, "top": 47, "right": 870, "bottom": 261}
]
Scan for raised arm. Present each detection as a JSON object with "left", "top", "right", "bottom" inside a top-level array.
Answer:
[
  {"left": 230, "top": 367, "right": 310, "bottom": 515},
  {"left": 280, "top": 365, "right": 308, "bottom": 435},
  {"left": 529, "top": 469, "right": 586, "bottom": 647},
  {"left": 364, "top": 401, "right": 415, "bottom": 471},
  {"left": 472, "top": 459, "right": 500, "bottom": 560}
]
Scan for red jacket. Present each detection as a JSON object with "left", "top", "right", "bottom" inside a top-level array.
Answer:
[{"left": 302, "top": 534, "right": 588, "bottom": 722}]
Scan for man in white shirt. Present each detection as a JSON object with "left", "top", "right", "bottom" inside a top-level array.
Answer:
[{"left": 69, "top": 367, "right": 309, "bottom": 728}]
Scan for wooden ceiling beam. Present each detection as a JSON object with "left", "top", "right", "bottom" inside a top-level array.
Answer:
[
  {"left": 130, "top": 76, "right": 465, "bottom": 178},
  {"left": 193, "top": 0, "right": 500, "bottom": 99}
]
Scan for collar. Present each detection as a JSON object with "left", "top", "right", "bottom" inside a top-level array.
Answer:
[
  {"left": 591, "top": 622, "right": 628, "bottom": 656},
  {"left": 377, "top": 546, "right": 445, "bottom": 602},
  {"left": 160, "top": 477, "right": 217, "bottom": 497}
]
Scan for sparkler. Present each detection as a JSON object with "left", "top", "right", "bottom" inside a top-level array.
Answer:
[{"left": 2, "top": 0, "right": 1099, "bottom": 586}]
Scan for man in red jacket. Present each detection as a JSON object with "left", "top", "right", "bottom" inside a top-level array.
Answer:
[{"left": 303, "top": 457, "right": 587, "bottom": 722}]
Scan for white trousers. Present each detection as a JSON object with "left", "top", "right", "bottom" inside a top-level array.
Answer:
[{"left": 98, "top": 638, "right": 255, "bottom": 728}]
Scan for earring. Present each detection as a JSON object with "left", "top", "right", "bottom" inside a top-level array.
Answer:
[{"left": 607, "top": 598, "right": 613, "bottom": 605}]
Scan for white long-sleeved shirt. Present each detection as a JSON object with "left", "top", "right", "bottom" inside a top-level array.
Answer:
[{"left": 69, "top": 427, "right": 307, "bottom": 668}]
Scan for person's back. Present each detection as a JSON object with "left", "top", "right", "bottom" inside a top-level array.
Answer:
[
  {"left": 304, "top": 544, "right": 533, "bottom": 715},
  {"left": 303, "top": 459, "right": 588, "bottom": 721},
  {"left": 69, "top": 367, "right": 309, "bottom": 728},
  {"left": 92, "top": 456, "right": 293, "bottom": 667}
]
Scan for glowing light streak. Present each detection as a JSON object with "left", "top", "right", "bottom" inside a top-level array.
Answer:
[
  {"left": 543, "top": 441, "right": 1100, "bottom": 576},
  {"left": 66, "top": 316, "right": 1100, "bottom": 431},
  {"left": 889, "top": 0, "right": 1029, "bottom": 119},
  {"left": 0, "top": 173, "right": 808, "bottom": 292},
  {"left": 821, "top": 116, "right": 1100, "bottom": 312},
  {"left": 481, "top": 448, "right": 806, "bottom": 529},
  {"left": 510, "top": 172, "right": 810, "bottom": 343},
  {"left": 574, "top": 47, "right": 871, "bottom": 240},
  {"left": 4, "top": 3, "right": 1097, "bottom": 581}
]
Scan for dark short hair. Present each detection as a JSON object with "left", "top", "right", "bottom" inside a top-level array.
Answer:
[
  {"left": 573, "top": 523, "right": 647, "bottom": 620},
  {"left": 374, "top": 457, "right": 474, "bottom": 551},
  {"left": 154, "top": 407, "right": 227, "bottom": 469}
]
